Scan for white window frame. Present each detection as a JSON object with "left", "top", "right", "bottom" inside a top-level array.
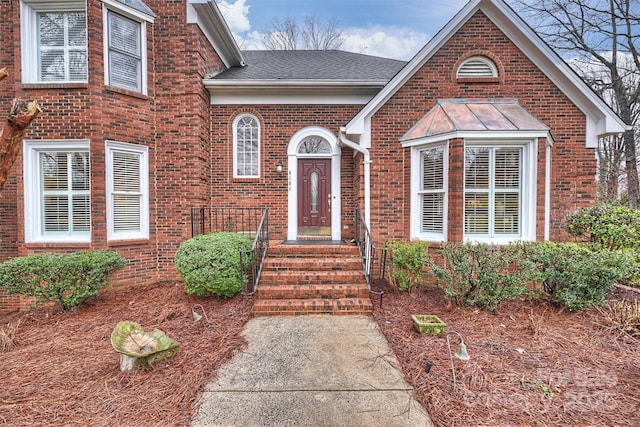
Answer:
[
  {"left": 410, "top": 142, "right": 448, "bottom": 242},
  {"left": 23, "top": 140, "right": 91, "bottom": 243},
  {"left": 102, "top": 1, "right": 151, "bottom": 95},
  {"left": 463, "top": 139, "right": 537, "bottom": 244},
  {"left": 232, "top": 114, "right": 261, "bottom": 178},
  {"left": 106, "top": 141, "right": 149, "bottom": 241},
  {"left": 20, "top": 0, "right": 87, "bottom": 84}
]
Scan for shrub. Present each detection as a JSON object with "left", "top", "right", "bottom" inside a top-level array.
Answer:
[
  {"left": 526, "top": 242, "right": 635, "bottom": 311},
  {"left": 565, "top": 203, "right": 640, "bottom": 250},
  {"left": 175, "top": 232, "right": 252, "bottom": 297},
  {"left": 0, "top": 251, "right": 126, "bottom": 311},
  {"left": 430, "top": 242, "right": 535, "bottom": 311},
  {"left": 385, "top": 240, "right": 429, "bottom": 293}
]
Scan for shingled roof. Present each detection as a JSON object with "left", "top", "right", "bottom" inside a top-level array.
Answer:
[
  {"left": 212, "top": 50, "right": 407, "bottom": 81},
  {"left": 114, "top": 0, "right": 155, "bottom": 17}
]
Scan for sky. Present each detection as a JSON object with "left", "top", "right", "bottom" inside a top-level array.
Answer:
[{"left": 217, "top": 0, "right": 471, "bottom": 60}]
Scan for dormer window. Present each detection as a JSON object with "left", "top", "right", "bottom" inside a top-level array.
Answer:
[{"left": 457, "top": 56, "right": 498, "bottom": 78}]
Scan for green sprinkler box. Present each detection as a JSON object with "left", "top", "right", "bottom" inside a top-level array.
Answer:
[{"left": 412, "top": 315, "right": 446, "bottom": 337}]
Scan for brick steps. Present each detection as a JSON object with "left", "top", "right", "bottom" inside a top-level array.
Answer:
[
  {"left": 259, "top": 270, "right": 364, "bottom": 285},
  {"left": 256, "top": 284, "right": 370, "bottom": 299},
  {"left": 263, "top": 257, "right": 362, "bottom": 271},
  {"left": 252, "top": 243, "right": 372, "bottom": 316},
  {"left": 252, "top": 298, "right": 373, "bottom": 316}
]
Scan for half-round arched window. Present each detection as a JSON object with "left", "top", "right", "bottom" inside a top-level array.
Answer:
[
  {"left": 457, "top": 56, "right": 498, "bottom": 78},
  {"left": 297, "top": 137, "right": 332, "bottom": 155},
  {"left": 233, "top": 114, "right": 260, "bottom": 177}
]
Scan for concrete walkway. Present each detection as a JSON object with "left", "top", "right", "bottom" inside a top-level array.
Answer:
[{"left": 192, "top": 315, "right": 433, "bottom": 427}]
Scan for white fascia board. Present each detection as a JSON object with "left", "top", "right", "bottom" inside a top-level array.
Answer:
[
  {"left": 187, "top": 0, "right": 245, "bottom": 68},
  {"left": 344, "top": 0, "right": 482, "bottom": 136},
  {"left": 102, "top": 0, "right": 154, "bottom": 22},
  {"left": 483, "top": 0, "right": 628, "bottom": 145},
  {"left": 346, "top": 0, "right": 627, "bottom": 147},
  {"left": 209, "top": 88, "right": 380, "bottom": 105},
  {"left": 205, "top": 79, "right": 389, "bottom": 88},
  {"left": 400, "top": 130, "right": 552, "bottom": 148},
  {"left": 205, "top": 80, "right": 386, "bottom": 105}
]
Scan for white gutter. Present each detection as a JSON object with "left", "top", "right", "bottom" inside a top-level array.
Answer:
[
  {"left": 187, "top": 0, "right": 246, "bottom": 68},
  {"left": 203, "top": 79, "right": 389, "bottom": 88},
  {"left": 339, "top": 127, "right": 371, "bottom": 227}
]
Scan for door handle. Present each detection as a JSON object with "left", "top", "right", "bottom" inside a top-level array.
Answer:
[{"left": 327, "top": 193, "right": 331, "bottom": 211}]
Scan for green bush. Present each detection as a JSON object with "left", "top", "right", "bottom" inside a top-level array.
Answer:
[
  {"left": 385, "top": 240, "right": 429, "bottom": 293},
  {"left": 526, "top": 242, "right": 635, "bottom": 311},
  {"left": 175, "top": 232, "right": 252, "bottom": 297},
  {"left": 565, "top": 203, "right": 640, "bottom": 250},
  {"left": 430, "top": 242, "right": 535, "bottom": 311},
  {"left": 0, "top": 251, "right": 126, "bottom": 311}
]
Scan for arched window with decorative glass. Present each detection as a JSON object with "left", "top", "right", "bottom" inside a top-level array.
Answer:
[
  {"left": 233, "top": 114, "right": 260, "bottom": 178},
  {"left": 297, "top": 137, "right": 332, "bottom": 155}
]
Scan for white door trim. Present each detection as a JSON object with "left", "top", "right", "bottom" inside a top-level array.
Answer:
[{"left": 287, "top": 127, "right": 341, "bottom": 241}]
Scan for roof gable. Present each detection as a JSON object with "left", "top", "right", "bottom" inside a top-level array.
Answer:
[{"left": 344, "top": 0, "right": 627, "bottom": 148}]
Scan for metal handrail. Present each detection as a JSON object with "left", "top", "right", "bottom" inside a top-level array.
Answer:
[
  {"left": 355, "top": 208, "right": 387, "bottom": 308},
  {"left": 190, "top": 207, "right": 269, "bottom": 296},
  {"left": 240, "top": 209, "right": 269, "bottom": 296}
]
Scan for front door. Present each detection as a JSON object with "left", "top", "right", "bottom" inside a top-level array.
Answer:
[{"left": 298, "top": 159, "right": 331, "bottom": 236}]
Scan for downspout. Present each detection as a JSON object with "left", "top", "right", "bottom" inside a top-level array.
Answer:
[
  {"left": 339, "top": 127, "right": 371, "bottom": 227},
  {"left": 544, "top": 139, "right": 552, "bottom": 241}
]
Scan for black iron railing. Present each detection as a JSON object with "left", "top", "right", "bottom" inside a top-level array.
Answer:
[
  {"left": 355, "top": 207, "right": 387, "bottom": 308},
  {"left": 190, "top": 207, "right": 269, "bottom": 296},
  {"left": 191, "top": 207, "right": 267, "bottom": 237}
]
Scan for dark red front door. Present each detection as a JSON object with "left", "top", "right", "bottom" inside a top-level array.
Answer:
[{"left": 298, "top": 159, "right": 331, "bottom": 234}]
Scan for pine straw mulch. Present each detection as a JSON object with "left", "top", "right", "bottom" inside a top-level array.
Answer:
[
  {"left": 2, "top": 283, "right": 640, "bottom": 426},
  {"left": 372, "top": 285, "right": 640, "bottom": 427},
  {"left": 0, "top": 282, "right": 251, "bottom": 427}
]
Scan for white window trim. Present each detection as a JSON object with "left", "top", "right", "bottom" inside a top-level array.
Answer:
[
  {"left": 410, "top": 142, "right": 448, "bottom": 242},
  {"left": 102, "top": 3, "right": 149, "bottom": 95},
  {"left": 105, "top": 140, "right": 149, "bottom": 241},
  {"left": 232, "top": 113, "right": 261, "bottom": 178},
  {"left": 463, "top": 139, "right": 537, "bottom": 244},
  {"left": 20, "top": 0, "right": 87, "bottom": 84},
  {"left": 23, "top": 139, "right": 91, "bottom": 243}
]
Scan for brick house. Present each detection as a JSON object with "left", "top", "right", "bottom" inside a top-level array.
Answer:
[{"left": 0, "top": 0, "right": 627, "bottom": 313}]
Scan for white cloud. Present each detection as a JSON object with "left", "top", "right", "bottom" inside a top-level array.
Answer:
[
  {"left": 342, "top": 26, "right": 429, "bottom": 60},
  {"left": 218, "top": 1, "right": 430, "bottom": 60},
  {"left": 218, "top": 0, "right": 251, "bottom": 33}
]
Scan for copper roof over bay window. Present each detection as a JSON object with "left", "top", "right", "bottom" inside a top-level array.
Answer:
[{"left": 400, "top": 98, "right": 550, "bottom": 142}]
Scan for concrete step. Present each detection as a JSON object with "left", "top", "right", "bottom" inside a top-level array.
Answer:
[
  {"left": 256, "top": 284, "right": 370, "bottom": 300},
  {"left": 252, "top": 297, "right": 374, "bottom": 316}
]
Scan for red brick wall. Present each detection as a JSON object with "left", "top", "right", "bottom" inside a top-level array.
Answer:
[
  {"left": 1, "top": 0, "right": 224, "bottom": 312},
  {"left": 209, "top": 105, "right": 362, "bottom": 241},
  {"left": 370, "top": 11, "right": 594, "bottom": 243},
  {"left": 0, "top": 0, "right": 19, "bottom": 264}
]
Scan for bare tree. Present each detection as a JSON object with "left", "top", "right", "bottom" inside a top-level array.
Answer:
[
  {"left": 514, "top": 0, "right": 640, "bottom": 207},
  {"left": 262, "top": 14, "right": 344, "bottom": 50}
]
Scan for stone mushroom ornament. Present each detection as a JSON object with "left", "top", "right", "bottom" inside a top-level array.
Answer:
[{"left": 111, "top": 321, "right": 180, "bottom": 371}]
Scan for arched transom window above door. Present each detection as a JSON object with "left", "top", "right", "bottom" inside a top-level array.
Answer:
[{"left": 298, "top": 137, "right": 332, "bottom": 155}]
